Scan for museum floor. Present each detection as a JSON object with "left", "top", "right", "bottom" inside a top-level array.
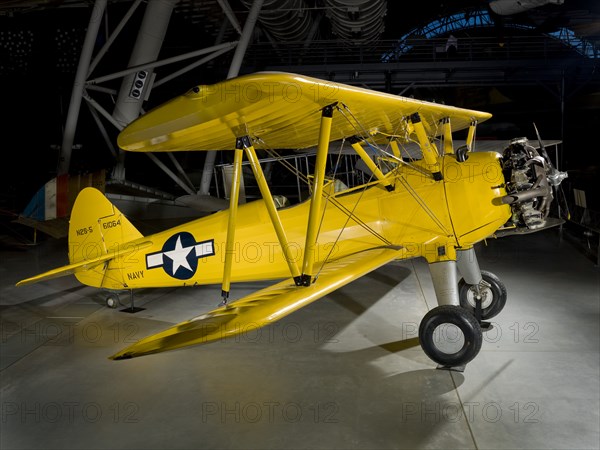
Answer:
[{"left": 1, "top": 227, "right": 598, "bottom": 450}]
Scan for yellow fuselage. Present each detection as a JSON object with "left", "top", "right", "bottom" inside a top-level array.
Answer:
[{"left": 98, "top": 151, "right": 510, "bottom": 290}]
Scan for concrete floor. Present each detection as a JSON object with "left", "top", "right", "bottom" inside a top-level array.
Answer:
[{"left": 1, "top": 228, "right": 598, "bottom": 450}]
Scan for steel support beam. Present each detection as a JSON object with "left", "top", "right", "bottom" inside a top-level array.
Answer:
[
  {"left": 167, "top": 153, "right": 195, "bottom": 192},
  {"left": 83, "top": 90, "right": 124, "bottom": 131},
  {"left": 216, "top": 0, "right": 243, "bottom": 35},
  {"left": 87, "top": 0, "right": 143, "bottom": 77},
  {"left": 152, "top": 44, "right": 237, "bottom": 89},
  {"left": 145, "top": 153, "right": 195, "bottom": 196},
  {"left": 111, "top": 0, "right": 177, "bottom": 181},
  {"left": 85, "top": 102, "right": 117, "bottom": 159},
  {"left": 89, "top": 42, "right": 237, "bottom": 85},
  {"left": 199, "top": 0, "right": 264, "bottom": 196},
  {"left": 58, "top": 0, "right": 107, "bottom": 175},
  {"left": 227, "top": 0, "right": 264, "bottom": 79}
]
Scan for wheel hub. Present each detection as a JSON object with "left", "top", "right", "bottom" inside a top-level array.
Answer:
[{"left": 467, "top": 281, "right": 493, "bottom": 309}]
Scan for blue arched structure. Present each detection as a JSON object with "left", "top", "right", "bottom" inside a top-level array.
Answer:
[{"left": 383, "top": 9, "right": 598, "bottom": 61}]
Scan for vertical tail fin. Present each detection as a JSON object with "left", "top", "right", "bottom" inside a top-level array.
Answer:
[{"left": 69, "top": 187, "right": 143, "bottom": 287}]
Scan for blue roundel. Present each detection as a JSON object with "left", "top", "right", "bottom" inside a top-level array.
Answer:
[{"left": 161, "top": 232, "right": 198, "bottom": 280}]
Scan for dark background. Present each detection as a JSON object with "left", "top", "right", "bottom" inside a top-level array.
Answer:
[{"left": 1, "top": 0, "right": 599, "bottom": 212}]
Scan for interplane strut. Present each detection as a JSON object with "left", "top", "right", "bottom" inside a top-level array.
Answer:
[{"left": 301, "top": 104, "right": 336, "bottom": 285}]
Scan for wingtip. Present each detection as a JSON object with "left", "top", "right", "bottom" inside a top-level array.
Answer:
[
  {"left": 109, "top": 352, "right": 134, "bottom": 361},
  {"left": 15, "top": 278, "right": 33, "bottom": 287}
]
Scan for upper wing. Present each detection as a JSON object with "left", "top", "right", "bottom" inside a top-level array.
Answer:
[
  {"left": 117, "top": 72, "right": 491, "bottom": 152},
  {"left": 109, "top": 245, "right": 405, "bottom": 360}
]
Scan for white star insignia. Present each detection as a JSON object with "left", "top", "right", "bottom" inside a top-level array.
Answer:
[{"left": 164, "top": 236, "right": 194, "bottom": 273}]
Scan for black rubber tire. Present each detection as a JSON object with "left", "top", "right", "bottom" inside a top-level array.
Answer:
[
  {"left": 458, "top": 270, "right": 507, "bottom": 320},
  {"left": 106, "top": 294, "right": 120, "bottom": 309},
  {"left": 419, "top": 305, "right": 483, "bottom": 367}
]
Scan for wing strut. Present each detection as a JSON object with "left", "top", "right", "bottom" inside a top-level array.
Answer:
[
  {"left": 410, "top": 112, "right": 443, "bottom": 181},
  {"left": 466, "top": 119, "right": 477, "bottom": 151},
  {"left": 242, "top": 137, "right": 303, "bottom": 285},
  {"left": 389, "top": 139, "right": 401, "bottom": 159},
  {"left": 301, "top": 103, "right": 335, "bottom": 286},
  {"left": 221, "top": 139, "right": 245, "bottom": 304},
  {"left": 441, "top": 117, "right": 454, "bottom": 155},
  {"left": 348, "top": 136, "right": 394, "bottom": 191}
]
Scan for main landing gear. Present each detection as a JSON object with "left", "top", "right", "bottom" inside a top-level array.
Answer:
[
  {"left": 418, "top": 249, "right": 507, "bottom": 370},
  {"left": 458, "top": 270, "right": 507, "bottom": 321},
  {"left": 419, "top": 304, "right": 483, "bottom": 367}
]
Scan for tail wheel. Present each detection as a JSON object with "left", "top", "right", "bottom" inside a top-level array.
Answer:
[
  {"left": 419, "top": 305, "right": 483, "bottom": 367},
  {"left": 458, "top": 270, "right": 507, "bottom": 320},
  {"left": 106, "top": 294, "right": 120, "bottom": 309}
]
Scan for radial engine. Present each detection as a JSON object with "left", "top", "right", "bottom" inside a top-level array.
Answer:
[{"left": 499, "top": 137, "right": 567, "bottom": 233}]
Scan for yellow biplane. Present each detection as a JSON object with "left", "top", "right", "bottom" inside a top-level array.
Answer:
[{"left": 17, "top": 72, "right": 565, "bottom": 368}]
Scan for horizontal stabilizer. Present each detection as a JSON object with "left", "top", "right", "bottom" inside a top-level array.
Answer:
[
  {"left": 16, "top": 241, "right": 152, "bottom": 287},
  {"left": 110, "top": 246, "right": 405, "bottom": 360}
]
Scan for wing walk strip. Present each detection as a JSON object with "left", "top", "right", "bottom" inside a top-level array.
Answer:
[{"left": 109, "top": 246, "right": 405, "bottom": 360}]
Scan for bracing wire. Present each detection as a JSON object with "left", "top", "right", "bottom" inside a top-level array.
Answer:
[
  {"left": 315, "top": 166, "right": 378, "bottom": 281},
  {"left": 314, "top": 138, "right": 346, "bottom": 241},
  {"left": 261, "top": 144, "right": 393, "bottom": 246},
  {"left": 249, "top": 101, "right": 456, "bottom": 270},
  {"left": 336, "top": 104, "right": 452, "bottom": 236}
]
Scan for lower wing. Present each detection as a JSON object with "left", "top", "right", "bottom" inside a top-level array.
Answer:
[{"left": 110, "top": 245, "right": 405, "bottom": 360}]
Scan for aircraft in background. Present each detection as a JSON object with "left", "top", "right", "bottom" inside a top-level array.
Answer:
[
  {"left": 489, "top": 0, "right": 564, "bottom": 16},
  {"left": 16, "top": 72, "right": 566, "bottom": 368}
]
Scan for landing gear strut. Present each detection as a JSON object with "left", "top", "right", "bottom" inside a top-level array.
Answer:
[{"left": 420, "top": 253, "right": 507, "bottom": 369}]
